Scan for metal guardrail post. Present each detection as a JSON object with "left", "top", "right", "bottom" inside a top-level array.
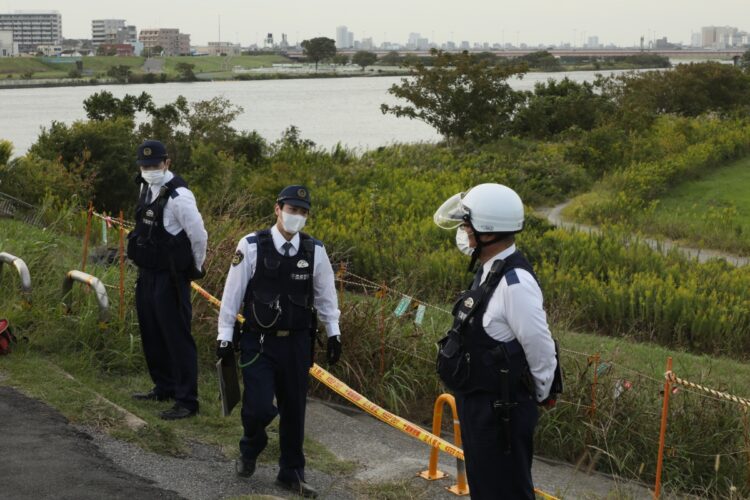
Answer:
[
  {"left": 62, "top": 270, "right": 109, "bottom": 325},
  {"left": 0, "top": 251, "right": 32, "bottom": 303},
  {"left": 418, "top": 393, "right": 469, "bottom": 496}
]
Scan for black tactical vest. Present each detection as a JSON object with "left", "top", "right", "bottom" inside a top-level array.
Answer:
[
  {"left": 437, "top": 251, "right": 538, "bottom": 396},
  {"left": 126, "top": 174, "right": 194, "bottom": 272},
  {"left": 242, "top": 229, "right": 318, "bottom": 334}
]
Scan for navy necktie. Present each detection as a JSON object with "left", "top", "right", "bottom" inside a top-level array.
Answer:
[
  {"left": 282, "top": 241, "right": 292, "bottom": 257},
  {"left": 471, "top": 266, "right": 484, "bottom": 290},
  {"left": 144, "top": 186, "right": 153, "bottom": 204}
]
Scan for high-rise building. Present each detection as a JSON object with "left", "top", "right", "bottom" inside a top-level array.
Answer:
[
  {"left": 336, "top": 25, "right": 351, "bottom": 49},
  {"left": 0, "top": 10, "right": 62, "bottom": 54},
  {"left": 139, "top": 28, "right": 191, "bottom": 56},
  {"left": 701, "top": 26, "right": 737, "bottom": 48}
]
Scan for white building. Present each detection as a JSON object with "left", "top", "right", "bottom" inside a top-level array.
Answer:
[
  {"left": 93, "top": 20, "right": 138, "bottom": 48},
  {"left": 0, "top": 10, "right": 62, "bottom": 54},
  {"left": 0, "top": 30, "right": 17, "bottom": 56},
  {"left": 701, "top": 26, "right": 737, "bottom": 49},
  {"left": 336, "top": 25, "right": 353, "bottom": 49}
]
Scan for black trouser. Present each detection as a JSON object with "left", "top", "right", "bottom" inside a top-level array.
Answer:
[
  {"left": 135, "top": 268, "right": 198, "bottom": 412},
  {"left": 455, "top": 388, "right": 538, "bottom": 500},
  {"left": 239, "top": 330, "right": 312, "bottom": 483}
]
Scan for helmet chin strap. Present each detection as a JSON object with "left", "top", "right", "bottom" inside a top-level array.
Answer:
[{"left": 467, "top": 225, "right": 507, "bottom": 272}]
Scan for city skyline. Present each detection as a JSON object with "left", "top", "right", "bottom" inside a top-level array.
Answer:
[{"left": 1, "top": 0, "right": 748, "bottom": 48}]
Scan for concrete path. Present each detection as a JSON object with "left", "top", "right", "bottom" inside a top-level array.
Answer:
[
  {"left": 538, "top": 201, "right": 750, "bottom": 267},
  {"left": 0, "top": 380, "right": 653, "bottom": 499}
]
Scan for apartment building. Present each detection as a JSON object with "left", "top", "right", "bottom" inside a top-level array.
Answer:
[
  {"left": 139, "top": 28, "right": 190, "bottom": 56},
  {"left": 92, "top": 19, "right": 137, "bottom": 46},
  {"left": 0, "top": 11, "right": 62, "bottom": 54}
]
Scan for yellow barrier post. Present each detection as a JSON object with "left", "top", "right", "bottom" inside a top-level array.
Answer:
[
  {"left": 654, "top": 356, "right": 673, "bottom": 499},
  {"left": 81, "top": 201, "right": 93, "bottom": 273},
  {"left": 377, "top": 282, "right": 386, "bottom": 378},
  {"left": 418, "top": 393, "right": 469, "bottom": 496}
]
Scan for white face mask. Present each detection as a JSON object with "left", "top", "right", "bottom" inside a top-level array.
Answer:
[
  {"left": 455, "top": 227, "right": 474, "bottom": 256},
  {"left": 141, "top": 168, "right": 165, "bottom": 186},
  {"left": 281, "top": 211, "right": 307, "bottom": 234}
]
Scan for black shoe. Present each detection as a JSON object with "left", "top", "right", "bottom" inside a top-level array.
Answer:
[
  {"left": 159, "top": 404, "right": 197, "bottom": 420},
  {"left": 235, "top": 457, "right": 256, "bottom": 478},
  {"left": 132, "top": 390, "right": 171, "bottom": 402},
  {"left": 275, "top": 478, "right": 318, "bottom": 498}
]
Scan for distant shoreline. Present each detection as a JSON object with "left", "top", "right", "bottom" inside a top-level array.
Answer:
[{"left": 0, "top": 63, "right": 676, "bottom": 90}]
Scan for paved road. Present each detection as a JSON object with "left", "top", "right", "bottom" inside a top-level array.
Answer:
[
  {"left": 0, "top": 386, "right": 180, "bottom": 500},
  {"left": 539, "top": 202, "right": 750, "bottom": 267}
]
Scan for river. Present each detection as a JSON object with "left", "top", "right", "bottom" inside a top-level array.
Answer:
[{"left": 0, "top": 69, "right": 637, "bottom": 155}]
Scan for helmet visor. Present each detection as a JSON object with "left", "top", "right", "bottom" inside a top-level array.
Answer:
[{"left": 433, "top": 192, "right": 468, "bottom": 229}]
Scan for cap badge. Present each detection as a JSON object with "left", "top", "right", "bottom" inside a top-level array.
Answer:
[
  {"left": 143, "top": 147, "right": 152, "bottom": 156},
  {"left": 463, "top": 297, "right": 474, "bottom": 308},
  {"left": 297, "top": 260, "right": 309, "bottom": 269},
  {"left": 297, "top": 188, "right": 307, "bottom": 198}
]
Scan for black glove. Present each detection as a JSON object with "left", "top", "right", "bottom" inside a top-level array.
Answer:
[
  {"left": 326, "top": 335, "right": 342, "bottom": 365},
  {"left": 216, "top": 340, "right": 234, "bottom": 362}
]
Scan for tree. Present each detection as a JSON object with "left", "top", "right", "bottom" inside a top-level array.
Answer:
[
  {"left": 381, "top": 49, "right": 528, "bottom": 143},
  {"left": 332, "top": 54, "right": 350, "bottom": 66},
  {"left": 301, "top": 37, "right": 336, "bottom": 70},
  {"left": 741, "top": 49, "right": 750, "bottom": 72},
  {"left": 352, "top": 50, "right": 378, "bottom": 71},
  {"left": 106, "top": 65, "right": 132, "bottom": 83},
  {"left": 175, "top": 62, "right": 197, "bottom": 82},
  {"left": 83, "top": 91, "right": 154, "bottom": 121},
  {"left": 380, "top": 51, "right": 401, "bottom": 66}
]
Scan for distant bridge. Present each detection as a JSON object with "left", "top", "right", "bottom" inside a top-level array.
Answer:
[{"left": 286, "top": 48, "right": 745, "bottom": 60}]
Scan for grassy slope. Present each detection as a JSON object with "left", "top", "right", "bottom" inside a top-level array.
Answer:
[
  {"left": 3, "top": 214, "right": 750, "bottom": 497},
  {"left": 0, "top": 55, "right": 288, "bottom": 80},
  {"left": 635, "top": 156, "right": 750, "bottom": 255}
]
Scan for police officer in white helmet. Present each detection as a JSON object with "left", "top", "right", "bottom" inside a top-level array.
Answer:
[{"left": 434, "top": 183, "right": 558, "bottom": 499}]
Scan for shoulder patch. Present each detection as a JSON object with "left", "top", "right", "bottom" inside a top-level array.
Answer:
[
  {"left": 505, "top": 269, "right": 520, "bottom": 286},
  {"left": 232, "top": 250, "right": 244, "bottom": 266},
  {"left": 313, "top": 238, "right": 323, "bottom": 247}
]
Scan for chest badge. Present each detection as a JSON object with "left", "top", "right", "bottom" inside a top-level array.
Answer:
[
  {"left": 297, "top": 260, "right": 310, "bottom": 269},
  {"left": 145, "top": 209, "right": 154, "bottom": 218},
  {"left": 463, "top": 297, "right": 474, "bottom": 308}
]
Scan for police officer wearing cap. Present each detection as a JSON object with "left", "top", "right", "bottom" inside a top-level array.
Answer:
[
  {"left": 434, "top": 183, "right": 558, "bottom": 499},
  {"left": 216, "top": 185, "right": 341, "bottom": 498},
  {"left": 129, "top": 139, "right": 208, "bottom": 420}
]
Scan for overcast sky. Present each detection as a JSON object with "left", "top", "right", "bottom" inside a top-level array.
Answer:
[{"left": 3, "top": 1, "right": 749, "bottom": 47}]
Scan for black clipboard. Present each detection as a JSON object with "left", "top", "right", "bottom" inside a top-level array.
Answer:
[{"left": 216, "top": 355, "right": 241, "bottom": 417}]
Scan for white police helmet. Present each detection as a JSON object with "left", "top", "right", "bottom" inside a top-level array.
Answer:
[{"left": 434, "top": 183, "right": 524, "bottom": 233}]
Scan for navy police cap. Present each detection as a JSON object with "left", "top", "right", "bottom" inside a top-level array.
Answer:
[
  {"left": 137, "top": 140, "right": 168, "bottom": 167},
  {"left": 277, "top": 185, "right": 311, "bottom": 210}
]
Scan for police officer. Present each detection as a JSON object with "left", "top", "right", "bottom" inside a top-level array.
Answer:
[
  {"left": 129, "top": 139, "right": 208, "bottom": 420},
  {"left": 216, "top": 185, "right": 341, "bottom": 499},
  {"left": 433, "top": 183, "right": 558, "bottom": 499}
]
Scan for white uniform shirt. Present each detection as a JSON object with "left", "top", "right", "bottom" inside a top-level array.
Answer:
[
  {"left": 217, "top": 224, "right": 341, "bottom": 342},
  {"left": 143, "top": 170, "right": 208, "bottom": 271},
  {"left": 477, "top": 244, "right": 557, "bottom": 402}
]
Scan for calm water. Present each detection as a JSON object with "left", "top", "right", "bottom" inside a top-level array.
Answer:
[{"left": 0, "top": 70, "right": 635, "bottom": 155}]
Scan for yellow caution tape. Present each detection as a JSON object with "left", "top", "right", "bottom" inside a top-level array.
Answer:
[
  {"left": 309, "top": 364, "right": 465, "bottom": 460},
  {"left": 191, "top": 280, "right": 559, "bottom": 500},
  {"left": 666, "top": 371, "right": 750, "bottom": 408}
]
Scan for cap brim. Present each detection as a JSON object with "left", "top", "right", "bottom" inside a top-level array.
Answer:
[
  {"left": 137, "top": 158, "right": 164, "bottom": 167},
  {"left": 282, "top": 199, "right": 311, "bottom": 210}
]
